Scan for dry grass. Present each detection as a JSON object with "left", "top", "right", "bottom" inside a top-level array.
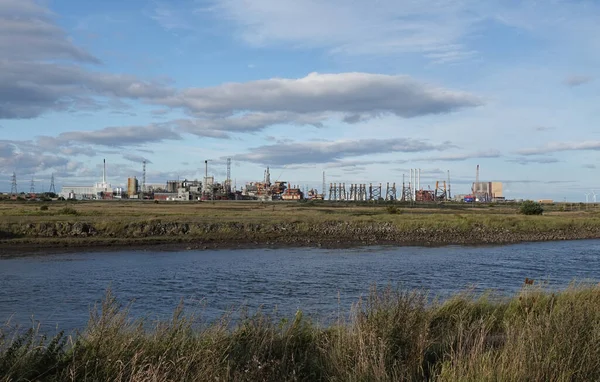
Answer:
[
  {"left": 2, "top": 200, "right": 600, "bottom": 250},
  {"left": 1, "top": 199, "right": 599, "bottom": 227},
  {"left": 2, "top": 284, "right": 600, "bottom": 381}
]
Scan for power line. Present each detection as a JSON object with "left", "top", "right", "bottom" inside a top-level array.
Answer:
[
  {"left": 10, "top": 172, "right": 17, "bottom": 195},
  {"left": 49, "top": 173, "right": 56, "bottom": 194},
  {"left": 142, "top": 160, "right": 146, "bottom": 193}
]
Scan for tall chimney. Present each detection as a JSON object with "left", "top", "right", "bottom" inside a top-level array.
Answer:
[
  {"left": 410, "top": 169, "right": 413, "bottom": 200},
  {"left": 103, "top": 159, "right": 106, "bottom": 184}
]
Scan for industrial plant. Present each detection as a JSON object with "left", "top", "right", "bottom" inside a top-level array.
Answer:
[{"left": 4, "top": 158, "right": 517, "bottom": 203}]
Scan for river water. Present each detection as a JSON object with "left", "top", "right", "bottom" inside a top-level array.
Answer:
[{"left": 1, "top": 240, "right": 600, "bottom": 332}]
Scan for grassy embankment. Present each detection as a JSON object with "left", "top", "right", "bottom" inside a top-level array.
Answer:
[
  {"left": 1, "top": 284, "right": 600, "bottom": 381},
  {"left": 2, "top": 200, "right": 600, "bottom": 250}
]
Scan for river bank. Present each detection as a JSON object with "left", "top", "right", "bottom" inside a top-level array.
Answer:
[
  {"left": 2, "top": 201, "right": 600, "bottom": 255},
  {"left": 3, "top": 219, "right": 600, "bottom": 256},
  {"left": 2, "top": 285, "right": 599, "bottom": 381}
]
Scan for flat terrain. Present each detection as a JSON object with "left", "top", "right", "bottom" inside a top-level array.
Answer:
[{"left": 1, "top": 200, "right": 600, "bottom": 253}]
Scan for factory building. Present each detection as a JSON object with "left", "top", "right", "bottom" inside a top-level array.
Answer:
[
  {"left": 281, "top": 185, "right": 304, "bottom": 200},
  {"left": 60, "top": 159, "right": 122, "bottom": 200},
  {"left": 471, "top": 182, "right": 503, "bottom": 201}
]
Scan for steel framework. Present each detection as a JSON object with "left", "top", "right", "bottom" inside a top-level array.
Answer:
[
  {"left": 49, "top": 173, "right": 56, "bottom": 194},
  {"left": 10, "top": 172, "right": 17, "bottom": 195}
]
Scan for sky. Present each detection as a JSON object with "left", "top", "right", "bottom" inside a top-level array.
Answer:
[{"left": 1, "top": 0, "right": 599, "bottom": 201}]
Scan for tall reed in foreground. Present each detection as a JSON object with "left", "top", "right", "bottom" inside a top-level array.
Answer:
[{"left": 1, "top": 283, "right": 600, "bottom": 381}]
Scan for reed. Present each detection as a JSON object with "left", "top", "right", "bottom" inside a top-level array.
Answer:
[{"left": 2, "top": 283, "right": 599, "bottom": 381}]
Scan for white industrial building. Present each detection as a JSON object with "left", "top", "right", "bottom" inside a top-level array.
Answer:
[{"left": 59, "top": 159, "right": 122, "bottom": 200}]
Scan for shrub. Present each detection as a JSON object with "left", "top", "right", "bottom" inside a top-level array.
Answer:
[
  {"left": 520, "top": 200, "right": 544, "bottom": 215},
  {"left": 58, "top": 206, "right": 78, "bottom": 215},
  {"left": 39, "top": 205, "right": 49, "bottom": 211},
  {"left": 386, "top": 205, "right": 400, "bottom": 214}
]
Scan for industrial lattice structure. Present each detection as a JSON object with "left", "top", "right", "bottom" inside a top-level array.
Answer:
[{"left": 329, "top": 182, "right": 396, "bottom": 201}]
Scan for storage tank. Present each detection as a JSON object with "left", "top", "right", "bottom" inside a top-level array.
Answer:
[
  {"left": 127, "top": 177, "right": 138, "bottom": 196},
  {"left": 166, "top": 180, "right": 178, "bottom": 193}
]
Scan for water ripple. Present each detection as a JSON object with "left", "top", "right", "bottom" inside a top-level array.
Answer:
[{"left": 1, "top": 240, "right": 599, "bottom": 332}]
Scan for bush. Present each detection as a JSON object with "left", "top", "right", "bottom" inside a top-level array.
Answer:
[
  {"left": 58, "top": 207, "right": 78, "bottom": 215},
  {"left": 39, "top": 205, "right": 49, "bottom": 211},
  {"left": 520, "top": 200, "right": 544, "bottom": 215},
  {"left": 386, "top": 205, "right": 400, "bottom": 214}
]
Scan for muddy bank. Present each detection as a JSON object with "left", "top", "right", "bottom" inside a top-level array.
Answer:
[{"left": 2, "top": 219, "right": 600, "bottom": 255}]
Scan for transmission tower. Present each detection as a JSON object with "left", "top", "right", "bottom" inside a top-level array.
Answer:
[
  {"left": 226, "top": 157, "right": 231, "bottom": 192},
  {"left": 10, "top": 172, "right": 17, "bottom": 195},
  {"left": 49, "top": 173, "right": 56, "bottom": 194},
  {"left": 322, "top": 171, "right": 326, "bottom": 199},
  {"left": 142, "top": 160, "right": 147, "bottom": 193},
  {"left": 29, "top": 176, "right": 35, "bottom": 194}
]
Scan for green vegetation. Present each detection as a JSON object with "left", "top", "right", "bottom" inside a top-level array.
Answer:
[
  {"left": 56, "top": 206, "right": 78, "bottom": 215},
  {"left": 386, "top": 205, "right": 400, "bottom": 214},
  {"left": 520, "top": 200, "right": 544, "bottom": 215},
  {"left": 1, "top": 200, "right": 600, "bottom": 251},
  {"left": 2, "top": 284, "right": 600, "bottom": 381}
]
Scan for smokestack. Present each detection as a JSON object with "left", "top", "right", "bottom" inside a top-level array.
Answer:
[
  {"left": 103, "top": 159, "right": 106, "bottom": 184},
  {"left": 447, "top": 170, "right": 451, "bottom": 199}
]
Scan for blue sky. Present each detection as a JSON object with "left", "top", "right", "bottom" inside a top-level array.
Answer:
[{"left": 1, "top": 0, "right": 599, "bottom": 201}]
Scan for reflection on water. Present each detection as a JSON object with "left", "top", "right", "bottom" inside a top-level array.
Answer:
[{"left": 1, "top": 240, "right": 599, "bottom": 332}]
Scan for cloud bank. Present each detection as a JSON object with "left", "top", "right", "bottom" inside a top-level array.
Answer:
[{"left": 232, "top": 138, "right": 449, "bottom": 165}]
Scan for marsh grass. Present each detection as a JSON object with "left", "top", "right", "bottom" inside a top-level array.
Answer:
[
  {"left": 1, "top": 284, "right": 600, "bottom": 381},
  {"left": 2, "top": 201, "right": 600, "bottom": 242}
]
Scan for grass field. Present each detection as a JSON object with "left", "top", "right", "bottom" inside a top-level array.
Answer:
[
  {"left": 2, "top": 200, "right": 600, "bottom": 251},
  {"left": 1, "top": 198, "right": 599, "bottom": 221},
  {"left": 1, "top": 284, "right": 599, "bottom": 381}
]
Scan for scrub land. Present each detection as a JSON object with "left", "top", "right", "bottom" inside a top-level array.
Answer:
[{"left": 1, "top": 200, "right": 600, "bottom": 254}]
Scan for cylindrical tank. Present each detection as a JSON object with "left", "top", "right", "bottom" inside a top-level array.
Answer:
[{"left": 127, "top": 177, "right": 138, "bottom": 196}]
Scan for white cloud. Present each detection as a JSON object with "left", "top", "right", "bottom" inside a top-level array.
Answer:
[
  {"left": 413, "top": 150, "right": 501, "bottom": 162},
  {"left": 195, "top": 0, "right": 600, "bottom": 67},
  {"left": 173, "top": 112, "right": 326, "bottom": 138},
  {"left": 157, "top": 72, "right": 482, "bottom": 118},
  {"left": 0, "top": 0, "right": 176, "bottom": 119},
  {"left": 0, "top": 0, "right": 98, "bottom": 63},
  {"left": 123, "top": 153, "right": 153, "bottom": 164},
  {"left": 57, "top": 125, "right": 182, "bottom": 147},
  {"left": 518, "top": 141, "right": 600, "bottom": 155},
  {"left": 210, "top": 0, "right": 479, "bottom": 60},
  {"left": 232, "top": 138, "right": 449, "bottom": 165},
  {"left": 508, "top": 157, "right": 560, "bottom": 165}
]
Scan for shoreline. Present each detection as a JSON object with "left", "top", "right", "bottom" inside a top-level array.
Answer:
[
  {"left": 2, "top": 285, "right": 600, "bottom": 380},
  {"left": 2, "top": 232, "right": 599, "bottom": 257},
  {"left": 3, "top": 201, "right": 600, "bottom": 256}
]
